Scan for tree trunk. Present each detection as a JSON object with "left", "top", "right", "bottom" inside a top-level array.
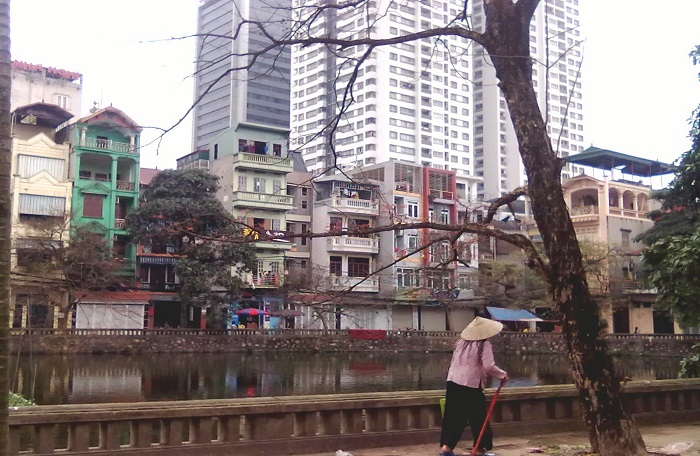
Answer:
[
  {"left": 482, "top": 1, "right": 645, "bottom": 454},
  {"left": 0, "top": 0, "right": 11, "bottom": 454}
]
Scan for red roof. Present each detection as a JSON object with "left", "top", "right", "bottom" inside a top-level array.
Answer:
[
  {"left": 139, "top": 168, "right": 161, "bottom": 186},
  {"left": 75, "top": 290, "right": 151, "bottom": 304}
]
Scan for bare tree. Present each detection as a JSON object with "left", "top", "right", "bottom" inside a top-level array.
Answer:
[
  {"left": 12, "top": 215, "right": 124, "bottom": 329},
  {"left": 0, "top": 0, "right": 10, "bottom": 452},
  {"left": 178, "top": 0, "right": 646, "bottom": 452}
]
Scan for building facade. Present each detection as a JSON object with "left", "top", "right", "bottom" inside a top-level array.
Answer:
[
  {"left": 59, "top": 107, "right": 142, "bottom": 278},
  {"left": 208, "top": 123, "right": 296, "bottom": 327},
  {"left": 192, "top": 0, "right": 292, "bottom": 152},
  {"left": 11, "top": 61, "right": 82, "bottom": 120},
  {"left": 9, "top": 103, "right": 75, "bottom": 329},
  {"left": 290, "top": 0, "right": 584, "bottom": 201}
]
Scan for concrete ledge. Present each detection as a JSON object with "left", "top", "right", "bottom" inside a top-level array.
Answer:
[{"left": 9, "top": 379, "right": 700, "bottom": 455}]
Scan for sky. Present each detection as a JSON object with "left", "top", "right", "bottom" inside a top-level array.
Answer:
[{"left": 10, "top": 1, "right": 700, "bottom": 174}]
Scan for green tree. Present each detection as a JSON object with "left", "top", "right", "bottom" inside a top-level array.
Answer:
[
  {"left": 124, "top": 169, "right": 256, "bottom": 327},
  {"left": 641, "top": 46, "right": 700, "bottom": 328},
  {"left": 0, "top": 0, "right": 9, "bottom": 452}
]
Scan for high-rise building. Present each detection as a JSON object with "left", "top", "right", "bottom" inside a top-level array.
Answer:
[
  {"left": 192, "top": 0, "right": 292, "bottom": 152},
  {"left": 290, "top": 0, "right": 583, "bottom": 200},
  {"left": 470, "top": 0, "right": 584, "bottom": 200}
]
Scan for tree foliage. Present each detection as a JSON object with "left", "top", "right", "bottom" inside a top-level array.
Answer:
[
  {"left": 641, "top": 46, "right": 700, "bottom": 327},
  {"left": 125, "top": 169, "right": 256, "bottom": 320}
]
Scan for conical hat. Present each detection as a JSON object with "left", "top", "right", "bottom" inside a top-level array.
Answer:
[{"left": 460, "top": 316, "right": 504, "bottom": 341}]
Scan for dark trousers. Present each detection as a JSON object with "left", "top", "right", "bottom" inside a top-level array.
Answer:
[{"left": 439, "top": 381, "right": 492, "bottom": 451}]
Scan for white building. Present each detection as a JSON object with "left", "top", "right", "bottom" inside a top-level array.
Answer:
[
  {"left": 290, "top": 0, "right": 583, "bottom": 201},
  {"left": 11, "top": 61, "right": 82, "bottom": 120}
]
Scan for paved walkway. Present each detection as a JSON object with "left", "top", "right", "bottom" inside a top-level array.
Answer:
[{"left": 297, "top": 422, "right": 700, "bottom": 456}]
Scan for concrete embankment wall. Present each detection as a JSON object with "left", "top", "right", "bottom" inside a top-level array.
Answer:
[{"left": 10, "top": 329, "right": 699, "bottom": 356}]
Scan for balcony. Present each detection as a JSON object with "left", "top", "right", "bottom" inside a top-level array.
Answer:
[
  {"left": 621, "top": 281, "right": 656, "bottom": 295},
  {"left": 232, "top": 191, "right": 294, "bottom": 211},
  {"left": 570, "top": 205, "right": 599, "bottom": 222},
  {"left": 116, "top": 180, "right": 135, "bottom": 191},
  {"left": 331, "top": 275, "right": 379, "bottom": 293},
  {"left": 80, "top": 138, "right": 135, "bottom": 154},
  {"left": 327, "top": 197, "right": 379, "bottom": 216},
  {"left": 327, "top": 236, "right": 379, "bottom": 254},
  {"left": 139, "top": 282, "right": 180, "bottom": 292},
  {"left": 232, "top": 152, "right": 293, "bottom": 173}
]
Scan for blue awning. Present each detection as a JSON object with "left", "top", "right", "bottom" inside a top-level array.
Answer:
[{"left": 486, "top": 306, "right": 543, "bottom": 322}]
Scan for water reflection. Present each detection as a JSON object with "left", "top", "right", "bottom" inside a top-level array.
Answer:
[{"left": 9, "top": 352, "right": 684, "bottom": 405}]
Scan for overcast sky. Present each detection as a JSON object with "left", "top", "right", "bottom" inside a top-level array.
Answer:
[{"left": 10, "top": 1, "right": 700, "bottom": 175}]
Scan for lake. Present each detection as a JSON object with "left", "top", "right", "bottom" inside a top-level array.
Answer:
[{"left": 10, "top": 352, "right": 683, "bottom": 405}]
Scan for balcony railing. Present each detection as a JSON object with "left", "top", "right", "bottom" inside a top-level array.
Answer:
[
  {"left": 331, "top": 275, "right": 380, "bottom": 293},
  {"left": 80, "top": 138, "right": 135, "bottom": 154},
  {"left": 232, "top": 152, "right": 293, "bottom": 172},
  {"left": 328, "top": 197, "right": 379, "bottom": 215},
  {"left": 327, "top": 236, "right": 379, "bottom": 254},
  {"left": 232, "top": 191, "right": 294, "bottom": 210},
  {"left": 116, "top": 180, "right": 135, "bottom": 191},
  {"left": 570, "top": 205, "right": 598, "bottom": 216}
]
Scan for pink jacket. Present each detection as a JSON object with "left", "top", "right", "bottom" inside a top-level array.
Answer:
[{"left": 446, "top": 339, "right": 507, "bottom": 388}]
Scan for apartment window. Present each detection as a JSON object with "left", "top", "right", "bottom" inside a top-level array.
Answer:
[
  {"left": 329, "top": 256, "right": 342, "bottom": 276},
  {"left": 237, "top": 176, "right": 247, "bottom": 191},
  {"left": 621, "top": 229, "right": 631, "bottom": 249},
  {"left": 348, "top": 257, "right": 370, "bottom": 277},
  {"left": 397, "top": 268, "right": 417, "bottom": 288},
  {"left": 273, "top": 180, "right": 281, "bottom": 194},
  {"left": 300, "top": 260, "right": 308, "bottom": 269},
  {"left": 301, "top": 223, "right": 308, "bottom": 245},
  {"left": 56, "top": 95, "right": 69, "bottom": 109},
  {"left": 407, "top": 201, "right": 419, "bottom": 218},
  {"left": 253, "top": 177, "right": 266, "bottom": 193},
  {"left": 301, "top": 187, "right": 308, "bottom": 196},
  {"left": 407, "top": 234, "right": 418, "bottom": 249},
  {"left": 301, "top": 200, "right": 308, "bottom": 209},
  {"left": 82, "top": 194, "right": 104, "bottom": 218}
]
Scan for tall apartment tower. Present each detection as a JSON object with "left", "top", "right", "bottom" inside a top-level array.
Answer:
[
  {"left": 291, "top": 0, "right": 583, "bottom": 200},
  {"left": 471, "top": 0, "right": 584, "bottom": 200},
  {"left": 192, "top": 0, "right": 292, "bottom": 152}
]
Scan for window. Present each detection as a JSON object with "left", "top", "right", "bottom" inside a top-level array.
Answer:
[
  {"left": 407, "top": 234, "right": 418, "bottom": 249},
  {"left": 621, "top": 229, "right": 631, "bottom": 249},
  {"left": 301, "top": 224, "right": 308, "bottom": 245},
  {"left": 301, "top": 200, "right": 308, "bottom": 209},
  {"left": 237, "top": 176, "right": 247, "bottom": 191},
  {"left": 82, "top": 194, "right": 104, "bottom": 218},
  {"left": 397, "top": 268, "right": 417, "bottom": 288},
  {"left": 300, "top": 260, "right": 308, "bottom": 269},
  {"left": 348, "top": 257, "right": 370, "bottom": 277},
  {"left": 56, "top": 95, "right": 69, "bottom": 109},
  {"left": 407, "top": 201, "right": 419, "bottom": 218},
  {"left": 253, "top": 177, "right": 266, "bottom": 193},
  {"left": 329, "top": 256, "right": 342, "bottom": 276},
  {"left": 273, "top": 144, "right": 282, "bottom": 156},
  {"left": 301, "top": 187, "right": 309, "bottom": 196}
]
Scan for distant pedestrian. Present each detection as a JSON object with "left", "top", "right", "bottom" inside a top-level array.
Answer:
[
  {"left": 439, "top": 317, "right": 508, "bottom": 456},
  {"left": 634, "top": 327, "right": 639, "bottom": 334}
]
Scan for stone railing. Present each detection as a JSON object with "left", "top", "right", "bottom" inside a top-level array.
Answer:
[{"left": 8, "top": 379, "right": 700, "bottom": 455}]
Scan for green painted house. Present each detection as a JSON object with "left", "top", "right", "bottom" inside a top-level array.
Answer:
[{"left": 58, "top": 106, "right": 142, "bottom": 276}]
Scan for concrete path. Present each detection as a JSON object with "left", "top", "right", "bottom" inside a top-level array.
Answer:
[{"left": 297, "top": 422, "right": 700, "bottom": 456}]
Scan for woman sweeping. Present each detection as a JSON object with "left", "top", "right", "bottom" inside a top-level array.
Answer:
[{"left": 439, "top": 317, "right": 508, "bottom": 456}]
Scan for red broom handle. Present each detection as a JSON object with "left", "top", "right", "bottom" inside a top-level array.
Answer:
[{"left": 471, "top": 378, "right": 507, "bottom": 456}]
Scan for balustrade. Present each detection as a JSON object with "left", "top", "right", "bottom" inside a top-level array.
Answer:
[{"left": 8, "top": 380, "right": 700, "bottom": 455}]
